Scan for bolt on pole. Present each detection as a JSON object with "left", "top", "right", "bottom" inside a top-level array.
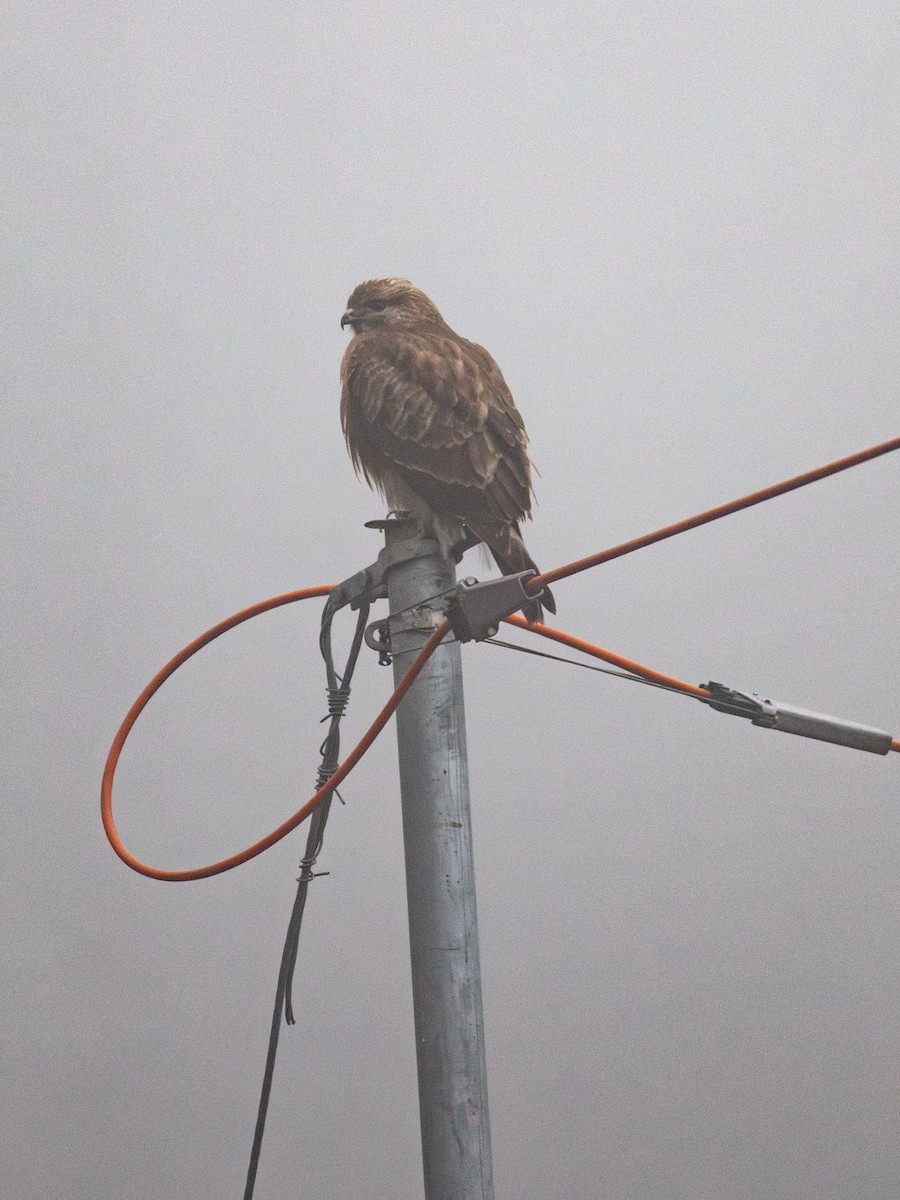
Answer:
[{"left": 383, "top": 519, "right": 495, "bottom": 1200}]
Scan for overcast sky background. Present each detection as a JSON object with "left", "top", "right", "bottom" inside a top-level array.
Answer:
[{"left": 4, "top": 3, "right": 899, "bottom": 1198}]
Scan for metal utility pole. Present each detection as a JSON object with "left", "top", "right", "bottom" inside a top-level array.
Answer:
[{"left": 382, "top": 519, "right": 494, "bottom": 1200}]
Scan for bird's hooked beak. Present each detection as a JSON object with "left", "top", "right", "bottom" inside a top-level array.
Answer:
[{"left": 340, "top": 309, "right": 354, "bottom": 330}]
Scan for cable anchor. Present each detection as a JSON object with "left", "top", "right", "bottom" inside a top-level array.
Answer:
[{"left": 701, "top": 681, "right": 894, "bottom": 755}]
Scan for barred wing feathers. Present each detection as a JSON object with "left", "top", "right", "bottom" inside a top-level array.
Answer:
[{"left": 341, "top": 331, "right": 531, "bottom": 522}]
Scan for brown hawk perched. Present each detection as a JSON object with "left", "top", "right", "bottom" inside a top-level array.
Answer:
[{"left": 340, "top": 278, "right": 555, "bottom": 623}]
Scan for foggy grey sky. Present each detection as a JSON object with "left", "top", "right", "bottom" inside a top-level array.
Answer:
[{"left": 3, "top": 3, "right": 899, "bottom": 1198}]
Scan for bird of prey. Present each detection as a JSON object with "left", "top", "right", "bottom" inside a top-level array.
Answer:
[{"left": 340, "top": 278, "right": 555, "bottom": 623}]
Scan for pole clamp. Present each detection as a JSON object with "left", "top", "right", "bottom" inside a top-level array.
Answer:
[
  {"left": 326, "top": 528, "right": 442, "bottom": 615},
  {"left": 701, "top": 681, "right": 893, "bottom": 755}
]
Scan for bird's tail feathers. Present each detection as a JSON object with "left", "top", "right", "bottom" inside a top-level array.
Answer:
[{"left": 465, "top": 519, "right": 556, "bottom": 624}]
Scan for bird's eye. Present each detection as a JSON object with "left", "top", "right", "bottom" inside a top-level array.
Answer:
[{"left": 368, "top": 299, "right": 389, "bottom": 311}]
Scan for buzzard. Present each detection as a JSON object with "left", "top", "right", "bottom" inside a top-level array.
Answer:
[{"left": 340, "top": 278, "right": 555, "bottom": 623}]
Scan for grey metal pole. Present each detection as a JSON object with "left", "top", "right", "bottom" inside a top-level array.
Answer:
[{"left": 383, "top": 520, "right": 495, "bottom": 1200}]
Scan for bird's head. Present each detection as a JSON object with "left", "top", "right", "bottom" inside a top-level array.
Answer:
[{"left": 341, "top": 279, "right": 444, "bottom": 334}]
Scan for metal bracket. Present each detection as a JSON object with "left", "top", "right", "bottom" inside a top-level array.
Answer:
[
  {"left": 364, "top": 617, "right": 392, "bottom": 665},
  {"left": 325, "top": 524, "right": 443, "bottom": 617},
  {"left": 701, "top": 681, "right": 893, "bottom": 755},
  {"left": 447, "top": 571, "right": 542, "bottom": 643},
  {"left": 342, "top": 525, "right": 544, "bottom": 654},
  {"left": 365, "top": 601, "right": 454, "bottom": 666},
  {"left": 701, "top": 682, "right": 777, "bottom": 721}
]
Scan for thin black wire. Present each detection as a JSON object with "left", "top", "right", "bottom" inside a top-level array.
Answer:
[
  {"left": 284, "top": 602, "right": 369, "bottom": 1020},
  {"left": 483, "top": 635, "right": 696, "bottom": 697},
  {"left": 243, "top": 599, "right": 370, "bottom": 1200},
  {"left": 484, "top": 637, "right": 774, "bottom": 719}
]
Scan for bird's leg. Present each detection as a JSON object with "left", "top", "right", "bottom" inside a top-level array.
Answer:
[{"left": 451, "top": 525, "right": 483, "bottom": 564}]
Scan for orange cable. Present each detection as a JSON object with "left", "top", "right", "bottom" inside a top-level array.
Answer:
[
  {"left": 508, "top": 616, "right": 900, "bottom": 752},
  {"left": 104, "top": 438, "right": 900, "bottom": 882},
  {"left": 506, "top": 613, "right": 711, "bottom": 698},
  {"left": 530, "top": 435, "right": 900, "bottom": 592},
  {"left": 101, "top": 586, "right": 452, "bottom": 881}
]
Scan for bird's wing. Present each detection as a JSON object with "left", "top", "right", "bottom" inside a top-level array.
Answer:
[{"left": 341, "top": 330, "right": 532, "bottom": 523}]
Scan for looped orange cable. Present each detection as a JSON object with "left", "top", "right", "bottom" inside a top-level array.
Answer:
[
  {"left": 101, "top": 585, "right": 452, "bottom": 881},
  {"left": 104, "top": 436, "right": 900, "bottom": 881}
]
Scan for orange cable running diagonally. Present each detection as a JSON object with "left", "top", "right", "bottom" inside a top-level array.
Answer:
[
  {"left": 529, "top": 435, "right": 900, "bottom": 593},
  {"left": 507, "top": 616, "right": 900, "bottom": 753},
  {"left": 104, "top": 434, "right": 900, "bottom": 881},
  {"left": 101, "top": 586, "right": 452, "bottom": 881},
  {"left": 506, "top": 613, "right": 710, "bottom": 698}
]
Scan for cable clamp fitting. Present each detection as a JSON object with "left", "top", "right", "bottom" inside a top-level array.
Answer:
[
  {"left": 701, "top": 681, "right": 893, "bottom": 755},
  {"left": 448, "top": 572, "right": 542, "bottom": 643}
]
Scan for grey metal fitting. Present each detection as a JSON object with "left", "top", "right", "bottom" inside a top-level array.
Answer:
[
  {"left": 448, "top": 571, "right": 540, "bottom": 642},
  {"left": 702, "top": 681, "right": 893, "bottom": 755}
]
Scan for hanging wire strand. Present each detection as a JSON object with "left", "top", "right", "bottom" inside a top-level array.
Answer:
[
  {"left": 242, "top": 600, "right": 371, "bottom": 1200},
  {"left": 285, "top": 599, "right": 371, "bottom": 1021}
]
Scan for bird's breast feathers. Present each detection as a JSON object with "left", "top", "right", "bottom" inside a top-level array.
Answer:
[{"left": 340, "top": 325, "right": 533, "bottom": 522}]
